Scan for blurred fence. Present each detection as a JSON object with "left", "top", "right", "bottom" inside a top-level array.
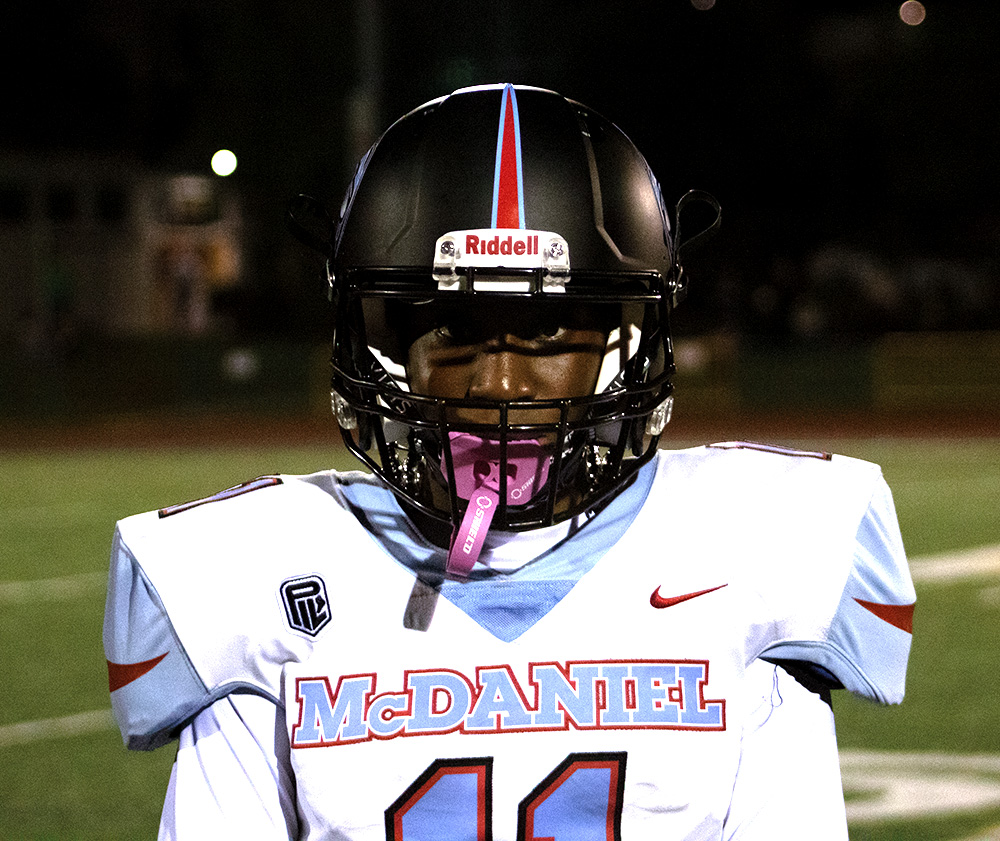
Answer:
[
  {"left": 0, "top": 337, "right": 329, "bottom": 420},
  {"left": 1, "top": 331, "right": 998, "bottom": 424},
  {"left": 658, "top": 331, "right": 999, "bottom": 417}
]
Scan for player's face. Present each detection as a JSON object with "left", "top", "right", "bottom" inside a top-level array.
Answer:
[{"left": 406, "top": 299, "right": 609, "bottom": 427}]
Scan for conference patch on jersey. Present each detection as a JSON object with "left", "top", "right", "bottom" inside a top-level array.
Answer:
[
  {"left": 291, "top": 658, "right": 725, "bottom": 749},
  {"left": 281, "top": 575, "right": 331, "bottom": 637}
]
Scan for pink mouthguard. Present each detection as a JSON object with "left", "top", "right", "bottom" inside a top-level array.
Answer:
[{"left": 444, "top": 432, "right": 551, "bottom": 576}]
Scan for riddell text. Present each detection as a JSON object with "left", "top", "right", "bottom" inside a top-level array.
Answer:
[{"left": 465, "top": 234, "right": 538, "bottom": 256}]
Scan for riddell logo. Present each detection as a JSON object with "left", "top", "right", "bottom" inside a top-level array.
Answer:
[
  {"left": 432, "top": 229, "right": 569, "bottom": 285},
  {"left": 465, "top": 233, "right": 539, "bottom": 257}
]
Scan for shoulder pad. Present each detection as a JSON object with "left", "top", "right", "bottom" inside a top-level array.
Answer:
[
  {"left": 104, "top": 473, "right": 353, "bottom": 749},
  {"left": 762, "top": 473, "right": 915, "bottom": 703},
  {"left": 656, "top": 446, "right": 914, "bottom": 703}
]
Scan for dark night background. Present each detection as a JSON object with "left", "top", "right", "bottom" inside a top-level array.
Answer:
[{"left": 2, "top": 0, "right": 998, "bottom": 344}]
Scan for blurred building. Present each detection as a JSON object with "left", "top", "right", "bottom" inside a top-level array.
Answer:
[
  {"left": 1, "top": 1, "right": 997, "bottom": 422},
  {"left": 0, "top": 153, "right": 242, "bottom": 346}
]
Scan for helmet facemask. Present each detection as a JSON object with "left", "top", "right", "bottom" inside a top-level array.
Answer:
[{"left": 330, "top": 272, "right": 675, "bottom": 537}]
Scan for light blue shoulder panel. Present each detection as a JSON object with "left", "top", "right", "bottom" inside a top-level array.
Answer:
[{"left": 103, "top": 525, "right": 212, "bottom": 750}]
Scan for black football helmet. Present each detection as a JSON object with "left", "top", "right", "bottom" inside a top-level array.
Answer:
[{"left": 289, "top": 83, "right": 719, "bottom": 534}]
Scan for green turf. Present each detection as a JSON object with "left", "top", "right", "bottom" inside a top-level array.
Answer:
[
  {"left": 2, "top": 437, "right": 999, "bottom": 839},
  {"left": 832, "top": 438, "right": 1000, "bottom": 556}
]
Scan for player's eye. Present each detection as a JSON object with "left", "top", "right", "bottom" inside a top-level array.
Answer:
[
  {"left": 434, "top": 322, "right": 476, "bottom": 344},
  {"left": 520, "top": 322, "right": 566, "bottom": 342}
]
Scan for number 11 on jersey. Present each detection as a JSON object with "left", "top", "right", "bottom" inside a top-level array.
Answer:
[{"left": 386, "top": 752, "right": 626, "bottom": 840}]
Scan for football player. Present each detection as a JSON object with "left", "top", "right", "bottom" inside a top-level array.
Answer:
[{"left": 104, "top": 84, "right": 915, "bottom": 839}]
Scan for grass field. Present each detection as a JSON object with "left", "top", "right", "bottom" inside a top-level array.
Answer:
[{"left": 2, "top": 434, "right": 999, "bottom": 839}]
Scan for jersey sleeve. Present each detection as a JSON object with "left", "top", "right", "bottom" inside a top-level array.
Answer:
[
  {"left": 761, "top": 472, "right": 916, "bottom": 704},
  {"left": 158, "top": 694, "right": 298, "bottom": 840},
  {"left": 103, "top": 526, "right": 212, "bottom": 750}
]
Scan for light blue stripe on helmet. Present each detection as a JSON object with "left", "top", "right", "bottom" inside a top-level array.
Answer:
[{"left": 491, "top": 83, "right": 526, "bottom": 229}]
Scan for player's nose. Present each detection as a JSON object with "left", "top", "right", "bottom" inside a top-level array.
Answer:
[{"left": 466, "top": 344, "right": 534, "bottom": 401}]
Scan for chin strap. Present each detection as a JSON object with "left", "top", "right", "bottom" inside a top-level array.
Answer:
[{"left": 445, "top": 433, "right": 551, "bottom": 576}]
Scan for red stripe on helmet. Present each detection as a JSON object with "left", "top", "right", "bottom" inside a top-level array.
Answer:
[{"left": 494, "top": 85, "right": 523, "bottom": 229}]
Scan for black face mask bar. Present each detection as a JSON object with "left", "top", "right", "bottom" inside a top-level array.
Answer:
[{"left": 329, "top": 282, "right": 674, "bottom": 532}]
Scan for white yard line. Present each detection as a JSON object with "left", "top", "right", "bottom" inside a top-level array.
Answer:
[
  {"left": 840, "top": 750, "right": 1000, "bottom": 824},
  {"left": 909, "top": 544, "right": 1000, "bottom": 583},
  {"left": 0, "top": 709, "right": 115, "bottom": 747},
  {"left": 0, "top": 571, "right": 106, "bottom": 603}
]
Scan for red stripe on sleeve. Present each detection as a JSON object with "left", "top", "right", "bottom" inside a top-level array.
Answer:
[
  {"left": 107, "top": 652, "right": 169, "bottom": 692},
  {"left": 854, "top": 598, "right": 915, "bottom": 634}
]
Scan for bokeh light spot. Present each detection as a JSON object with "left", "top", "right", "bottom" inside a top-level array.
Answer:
[
  {"left": 899, "top": 1, "right": 926, "bottom": 26},
  {"left": 211, "top": 149, "right": 238, "bottom": 177}
]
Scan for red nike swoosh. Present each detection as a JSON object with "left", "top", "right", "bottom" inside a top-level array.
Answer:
[
  {"left": 854, "top": 598, "right": 915, "bottom": 634},
  {"left": 650, "top": 584, "right": 728, "bottom": 609},
  {"left": 107, "top": 652, "right": 168, "bottom": 692}
]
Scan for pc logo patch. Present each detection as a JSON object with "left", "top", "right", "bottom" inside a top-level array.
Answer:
[{"left": 281, "top": 575, "right": 331, "bottom": 637}]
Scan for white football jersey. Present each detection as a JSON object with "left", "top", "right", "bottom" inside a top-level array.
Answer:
[{"left": 105, "top": 443, "right": 914, "bottom": 840}]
